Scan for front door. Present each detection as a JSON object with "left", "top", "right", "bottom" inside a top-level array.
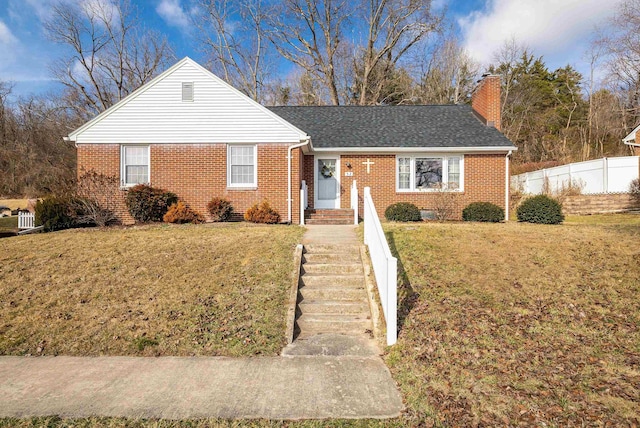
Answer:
[{"left": 315, "top": 156, "right": 340, "bottom": 209}]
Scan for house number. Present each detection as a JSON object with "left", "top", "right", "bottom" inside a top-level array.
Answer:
[{"left": 345, "top": 172, "right": 354, "bottom": 177}]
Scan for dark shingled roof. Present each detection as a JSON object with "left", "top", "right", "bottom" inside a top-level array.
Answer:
[{"left": 268, "top": 105, "right": 515, "bottom": 149}]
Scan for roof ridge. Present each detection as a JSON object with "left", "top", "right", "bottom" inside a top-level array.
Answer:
[{"left": 268, "top": 104, "right": 469, "bottom": 108}]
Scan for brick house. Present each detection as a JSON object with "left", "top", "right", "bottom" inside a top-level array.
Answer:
[
  {"left": 66, "top": 57, "right": 517, "bottom": 224},
  {"left": 623, "top": 125, "right": 640, "bottom": 156}
]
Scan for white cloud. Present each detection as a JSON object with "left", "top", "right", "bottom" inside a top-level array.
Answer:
[
  {"left": 459, "top": 0, "right": 624, "bottom": 69},
  {"left": 0, "top": 20, "right": 18, "bottom": 45},
  {"left": 156, "top": 0, "right": 190, "bottom": 29}
]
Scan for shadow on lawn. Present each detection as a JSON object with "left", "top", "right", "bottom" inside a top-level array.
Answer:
[{"left": 385, "top": 230, "right": 419, "bottom": 335}]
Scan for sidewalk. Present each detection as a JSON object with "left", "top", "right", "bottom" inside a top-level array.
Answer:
[{"left": 0, "top": 355, "right": 403, "bottom": 420}]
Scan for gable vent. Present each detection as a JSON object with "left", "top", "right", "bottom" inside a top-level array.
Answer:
[{"left": 182, "top": 82, "right": 194, "bottom": 102}]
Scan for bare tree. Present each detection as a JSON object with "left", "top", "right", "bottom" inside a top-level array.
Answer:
[
  {"left": 355, "top": 0, "right": 441, "bottom": 105},
  {"left": 597, "top": 0, "right": 640, "bottom": 123},
  {"left": 45, "top": 0, "right": 174, "bottom": 119},
  {"left": 269, "top": 0, "right": 352, "bottom": 105},
  {"left": 419, "top": 37, "right": 479, "bottom": 104},
  {"left": 194, "top": 0, "right": 275, "bottom": 102}
]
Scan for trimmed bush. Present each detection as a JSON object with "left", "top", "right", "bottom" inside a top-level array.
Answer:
[
  {"left": 385, "top": 202, "right": 421, "bottom": 222},
  {"left": 207, "top": 197, "right": 234, "bottom": 222},
  {"left": 125, "top": 184, "right": 178, "bottom": 223},
  {"left": 35, "top": 197, "right": 77, "bottom": 231},
  {"left": 244, "top": 201, "right": 281, "bottom": 224},
  {"left": 462, "top": 202, "right": 504, "bottom": 223},
  {"left": 517, "top": 195, "right": 564, "bottom": 224},
  {"left": 163, "top": 201, "right": 205, "bottom": 224}
]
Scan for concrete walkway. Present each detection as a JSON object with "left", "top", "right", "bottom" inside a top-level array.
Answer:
[
  {"left": 0, "top": 225, "right": 404, "bottom": 421},
  {"left": 0, "top": 355, "right": 403, "bottom": 420},
  {"left": 302, "top": 225, "right": 360, "bottom": 246}
]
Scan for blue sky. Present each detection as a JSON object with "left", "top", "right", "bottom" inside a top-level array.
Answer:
[{"left": 0, "top": 0, "right": 622, "bottom": 99}]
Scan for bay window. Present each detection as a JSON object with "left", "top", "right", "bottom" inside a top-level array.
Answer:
[{"left": 396, "top": 155, "right": 463, "bottom": 191}]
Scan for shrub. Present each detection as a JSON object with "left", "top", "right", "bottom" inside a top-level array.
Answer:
[
  {"left": 244, "top": 201, "right": 281, "bottom": 224},
  {"left": 385, "top": 202, "right": 421, "bottom": 222},
  {"left": 431, "top": 183, "right": 459, "bottom": 222},
  {"left": 163, "top": 201, "right": 205, "bottom": 224},
  {"left": 630, "top": 178, "right": 640, "bottom": 204},
  {"left": 462, "top": 202, "right": 504, "bottom": 222},
  {"left": 207, "top": 197, "right": 234, "bottom": 222},
  {"left": 125, "top": 184, "right": 178, "bottom": 223},
  {"left": 35, "top": 197, "right": 77, "bottom": 231},
  {"left": 73, "top": 170, "right": 120, "bottom": 227},
  {"left": 517, "top": 195, "right": 564, "bottom": 224}
]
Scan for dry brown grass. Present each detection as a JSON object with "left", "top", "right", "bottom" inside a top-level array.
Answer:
[
  {"left": 384, "top": 219, "right": 640, "bottom": 426},
  {"left": 0, "top": 223, "right": 304, "bottom": 357},
  {"left": 0, "top": 199, "right": 29, "bottom": 210}
]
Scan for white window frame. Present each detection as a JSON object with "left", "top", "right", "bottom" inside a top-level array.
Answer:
[
  {"left": 227, "top": 144, "right": 258, "bottom": 188},
  {"left": 120, "top": 145, "right": 150, "bottom": 188},
  {"left": 396, "top": 154, "right": 464, "bottom": 192}
]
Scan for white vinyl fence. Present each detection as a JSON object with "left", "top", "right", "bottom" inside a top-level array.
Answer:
[
  {"left": 512, "top": 156, "right": 639, "bottom": 195},
  {"left": 18, "top": 212, "right": 35, "bottom": 229},
  {"left": 363, "top": 187, "right": 397, "bottom": 346}
]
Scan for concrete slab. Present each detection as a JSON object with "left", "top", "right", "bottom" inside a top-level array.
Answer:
[
  {"left": 0, "top": 356, "right": 404, "bottom": 420},
  {"left": 302, "top": 225, "right": 360, "bottom": 246},
  {"left": 282, "top": 334, "right": 380, "bottom": 357}
]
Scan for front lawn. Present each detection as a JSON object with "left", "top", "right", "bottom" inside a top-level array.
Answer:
[
  {"left": 384, "top": 218, "right": 640, "bottom": 426},
  {"left": 0, "top": 216, "right": 17, "bottom": 232},
  {"left": 0, "top": 224, "right": 304, "bottom": 357}
]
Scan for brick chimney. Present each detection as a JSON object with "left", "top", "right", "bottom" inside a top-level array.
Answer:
[{"left": 471, "top": 74, "right": 501, "bottom": 131}]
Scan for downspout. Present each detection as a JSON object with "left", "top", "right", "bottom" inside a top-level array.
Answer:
[
  {"left": 505, "top": 150, "right": 512, "bottom": 221},
  {"left": 288, "top": 138, "right": 310, "bottom": 224}
]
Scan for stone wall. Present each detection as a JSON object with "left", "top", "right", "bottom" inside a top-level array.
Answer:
[{"left": 562, "top": 193, "right": 640, "bottom": 215}]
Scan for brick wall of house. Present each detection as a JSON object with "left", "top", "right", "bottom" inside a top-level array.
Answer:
[
  {"left": 303, "top": 153, "right": 507, "bottom": 220},
  {"left": 77, "top": 143, "right": 302, "bottom": 225},
  {"left": 562, "top": 193, "right": 640, "bottom": 214},
  {"left": 471, "top": 75, "right": 502, "bottom": 131}
]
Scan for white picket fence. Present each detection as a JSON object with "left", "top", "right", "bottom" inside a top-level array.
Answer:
[
  {"left": 18, "top": 212, "right": 35, "bottom": 229},
  {"left": 512, "top": 156, "right": 640, "bottom": 195},
  {"left": 363, "top": 187, "right": 397, "bottom": 346}
]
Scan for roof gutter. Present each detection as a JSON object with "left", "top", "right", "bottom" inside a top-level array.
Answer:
[
  {"left": 311, "top": 146, "right": 517, "bottom": 153},
  {"left": 288, "top": 137, "right": 310, "bottom": 224}
]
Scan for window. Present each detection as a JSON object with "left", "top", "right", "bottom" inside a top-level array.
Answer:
[
  {"left": 396, "top": 155, "right": 463, "bottom": 192},
  {"left": 182, "top": 82, "right": 194, "bottom": 102},
  {"left": 228, "top": 145, "right": 257, "bottom": 187},
  {"left": 121, "top": 145, "right": 149, "bottom": 187}
]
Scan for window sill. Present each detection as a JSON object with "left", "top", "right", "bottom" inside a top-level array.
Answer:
[
  {"left": 396, "top": 189, "right": 464, "bottom": 193},
  {"left": 227, "top": 186, "right": 258, "bottom": 191}
]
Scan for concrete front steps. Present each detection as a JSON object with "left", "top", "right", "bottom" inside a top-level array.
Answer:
[
  {"left": 294, "top": 244, "right": 373, "bottom": 342},
  {"left": 304, "top": 209, "right": 355, "bottom": 225}
]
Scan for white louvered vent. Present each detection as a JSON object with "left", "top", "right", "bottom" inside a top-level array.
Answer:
[{"left": 182, "top": 82, "right": 194, "bottom": 102}]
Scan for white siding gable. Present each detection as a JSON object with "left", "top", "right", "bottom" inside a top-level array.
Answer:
[{"left": 67, "top": 58, "right": 308, "bottom": 144}]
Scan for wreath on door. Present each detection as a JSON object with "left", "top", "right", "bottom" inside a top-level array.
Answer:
[{"left": 321, "top": 164, "right": 334, "bottom": 178}]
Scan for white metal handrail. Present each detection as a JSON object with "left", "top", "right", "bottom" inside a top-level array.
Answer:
[
  {"left": 300, "top": 180, "right": 308, "bottom": 225},
  {"left": 363, "top": 187, "right": 397, "bottom": 345},
  {"left": 18, "top": 212, "right": 35, "bottom": 230},
  {"left": 350, "top": 180, "right": 358, "bottom": 225}
]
